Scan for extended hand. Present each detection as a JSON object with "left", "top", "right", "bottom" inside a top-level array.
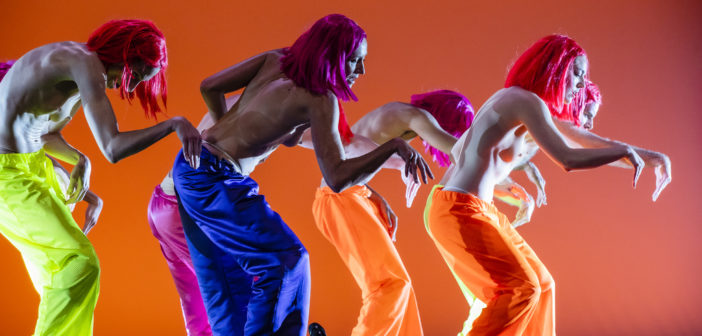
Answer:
[
  {"left": 625, "top": 146, "right": 644, "bottom": 188},
  {"left": 174, "top": 117, "right": 202, "bottom": 169},
  {"left": 394, "top": 139, "right": 434, "bottom": 184},
  {"left": 401, "top": 169, "right": 421, "bottom": 208},
  {"left": 65, "top": 156, "right": 91, "bottom": 204},
  {"left": 82, "top": 193, "right": 103, "bottom": 235},
  {"left": 652, "top": 153, "right": 671, "bottom": 201},
  {"left": 512, "top": 192, "right": 535, "bottom": 228}
]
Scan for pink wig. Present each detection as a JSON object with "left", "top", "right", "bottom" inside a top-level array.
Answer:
[
  {"left": 505, "top": 35, "right": 587, "bottom": 120},
  {"left": 87, "top": 19, "right": 168, "bottom": 119},
  {"left": 281, "top": 14, "right": 367, "bottom": 143},
  {"left": 0, "top": 60, "right": 15, "bottom": 82},
  {"left": 569, "top": 81, "right": 602, "bottom": 126},
  {"left": 410, "top": 90, "right": 475, "bottom": 167}
]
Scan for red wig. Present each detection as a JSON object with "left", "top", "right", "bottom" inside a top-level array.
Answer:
[
  {"left": 87, "top": 19, "right": 168, "bottom": 119},
  {"left": 0, "top": 60, "right": 15, "bottom": 83},
  {"left": 505, "top": 35, "right": 587, "bottom": 120},
  {"left": 569, "top": 81, "right": 602, "bottom": 126},
  {"left": 281, "top": 14, "right": 367, "bottom": 143},
  {"left": 410, "top": 90, "right": 475, "bottom": 167}
]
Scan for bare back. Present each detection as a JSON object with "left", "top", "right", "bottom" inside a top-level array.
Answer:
[
  {"left": 352, "top": 102, "right": 421, "bottom": 143},
  {"left": 202, "top": 51, "right": 326, "bottom": 173},
  {"left": 0, "top": 42, "right": 90, "bottom": 153}
]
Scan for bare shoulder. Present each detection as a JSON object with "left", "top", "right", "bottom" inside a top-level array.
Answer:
[
  {"left": 494, "top": 86, "right": 548, "bottom": 119},
  {"left": 40, "top": 42, "right": 104, "bottom": 80}
]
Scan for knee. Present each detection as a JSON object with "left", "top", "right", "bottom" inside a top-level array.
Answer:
[
  {"left": 60, "top": 247, "right": 100, "bottom": 287},
  {"left": 513, "top": 278, "right": 541, "bottom": 307},
  {"left": 376, "top": 276, "right": 412, "bottom": 301}
]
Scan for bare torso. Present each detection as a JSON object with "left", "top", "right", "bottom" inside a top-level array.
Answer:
[
  {"left": 0, "top": 42, "right": 88, "bottom": 153},
  {"left": 202, "top": 51, "right": 321, "bottom": 174},
  {"left": 444, "top": 87, "right": 540, "bottom": 201}
]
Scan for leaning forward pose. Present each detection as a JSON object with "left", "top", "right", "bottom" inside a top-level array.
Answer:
[
  {"left": 0, "top": 20, "right": 200, "bottom": 336},
  {"left": 424, "top": 35, "right": 671, "bottom": 335},
  {"left": 172, "top": 14, "right": 430, "bottom": 336}
]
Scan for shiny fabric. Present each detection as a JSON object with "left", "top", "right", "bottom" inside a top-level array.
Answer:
[
  {"left": 0, "top": 150, "right": 99, "bottom": 336},
  {"left": 147, "top": 185, "right": 213, "bottom": 336},
  {"left": 424, "top": 186, "right": 555, "bottom": 336},
  {"left": 312, "top": 185, "right": 423, "bottom": 336},
  {"left": 173, "top": 148, "right": 310, "bottom": 336}
]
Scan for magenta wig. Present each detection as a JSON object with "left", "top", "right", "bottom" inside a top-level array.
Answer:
[
  {"left": 87, "top": 19, "right": 168, "bottom": 119},
  {"left": 0, "top": 60, "right": 15, "bottom": 82},
  {"left": 505, "top": 35, "right": 587, "bottom": 121},
  {"left": 281, "top": 14, "right": 366, "bottom": 143},
  {"left": 410, "top": 90, "right": 475, "bottom": 167},
  {"left": 569, "top": 81, "right": 602, "bottom": 126}
]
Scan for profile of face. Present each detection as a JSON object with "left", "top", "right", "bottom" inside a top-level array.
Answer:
[
  {"left": 344, "top": 38, "right": 367, "bottom": 87},
  {"left": 564, "top": 55, "right": 588, "bottom": 103},
  {"left": 106, "top": 61, "right": 161, "bottom": 92},
  {"left": 579, "top": 101, "right": 600, "bottom": 130}
]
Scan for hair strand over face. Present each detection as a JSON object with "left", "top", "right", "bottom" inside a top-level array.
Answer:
[{"left": 87, "top": 19, "right": 168, "bottom": 119}]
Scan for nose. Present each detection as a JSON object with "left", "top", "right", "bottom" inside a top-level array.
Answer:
[
  {"left": 356, "top": 60, "right": 365, "bottom": 75},
  {"left": 584, "top": 121, "right": 593, "bottom": 130}
]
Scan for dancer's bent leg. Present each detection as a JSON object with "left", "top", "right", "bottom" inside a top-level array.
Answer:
[
  {"left": 312, "top": 185, "right": 423, "bottom": 336},
  {"left": 174, "top": 148, "right": 310, "bottom": 336},
  {"left": 0, "top": 150, "right": 99, "bottom": 336},
  {"left": 425, "top": 186, "right": 553, "bottom": 336},
  {"left": 147, "top": 186, "right": 212, "bottom": 336}
]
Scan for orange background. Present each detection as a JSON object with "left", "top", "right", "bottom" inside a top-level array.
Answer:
[{"left": 1, "top": 0, "right": 701, "bottom": 335}]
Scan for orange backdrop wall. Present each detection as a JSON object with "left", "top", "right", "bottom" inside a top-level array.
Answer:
[{"left": 1, "top": 0, "right": 701, "bottom": 335}]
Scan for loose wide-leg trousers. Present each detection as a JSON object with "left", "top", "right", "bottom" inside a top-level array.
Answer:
[
  {"left": 173, "top": 148, "right": 310, "bottom": 336},
  {"left": 0, "top": 150, "right": 99, "bottom": 336},
  {"left": 147, "top": 185, "right": 212, "bottom": 336},
  {"left": 424, "top": 186, "right": 555, "bottom": 336},
  {"left": 312, "top": 185, "right": 423, "bottom": 336}
]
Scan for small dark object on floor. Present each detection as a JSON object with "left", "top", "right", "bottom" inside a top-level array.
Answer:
[{"left": 308, "top": 322, "right": 326, "bottom": 336}]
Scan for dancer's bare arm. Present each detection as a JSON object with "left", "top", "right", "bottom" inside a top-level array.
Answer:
[
  {"left": 50, "top": 157, "right": 102, "bottom": 234},
  {"left": 514, "top": 95, "right": 644, "bottom": 185},
  {"left": 405, "top": 107, "right": 459, "bottom": 162},
  {"left": 43, "top": 120, "right": 91, "bottom": 203},
  {"left": 366, "top": 184, "right": 398, "bottom": 241},
  {"left": 200, "top": 51, "right": 277, "bottom": 121},
  {"left": 554, "top": 119, "right": 671, "bottom": 200},
  {"left": 69, "top": 54, "right": 201, "bottom": 167},
  {"left": 310, "top": 94, "right": 433, "bottom": 192}
]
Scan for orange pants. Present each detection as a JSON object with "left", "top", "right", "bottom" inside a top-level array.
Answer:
[
  {"left": 425, "top": 186, "right": 554, "bottom": 336},
  {"left": 312, "top": 186, "right": 423, "bottom": 336}
]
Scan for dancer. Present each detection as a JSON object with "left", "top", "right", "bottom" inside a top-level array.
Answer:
[
  {"left": 0, "top": 20, "right": 200, "bottom": 336},
  {"left": 173, "top": 14, "right": 431, "bottom": 336},
  {"left": 146, "top": 94, "right": 240, "bottom": 336},
  {"left": 424, "top": 35, "right": 671, "bottom": 335},
  {"left": 307, "top": 90, "right": 473, "bottom": 335}
]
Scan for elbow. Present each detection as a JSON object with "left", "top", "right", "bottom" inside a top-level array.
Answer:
[
  {"left": 325, "top": 177, "right": 347, "bottom": 193},
  {"left": 101, "top": 145, "right": 120, "bottom": 164}
]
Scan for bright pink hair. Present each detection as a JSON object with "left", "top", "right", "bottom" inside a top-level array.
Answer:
[
  {"left": 87, "top": 19, "right": 168, "bottom": 118},
  {"left": 0, "top": 60, "right": 15, "bottom": 82},
  {"left": 281, "top": 14, "right": 366, "bottom": 144},
  {"left": 410, "top": 90, "right": 475, "bottom": 167},
  {"left": 505, "top": 35, "right": 587, "bottom": 121},
  {"left": 569, "top": 81, "right": 602, "bottom": 126}
]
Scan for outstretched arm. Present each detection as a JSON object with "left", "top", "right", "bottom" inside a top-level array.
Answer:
[
  {"left": 513, "top": 94, "right": 644, "bottom": 186},
  {"left": 309, "top": 94, "right": 433, "bottom": 192},
  {"left": 70, "top": 54, "right": 201, "bottom": 168},
  {"left": 553, "top": 119, "right": 671, "bottom": 200},
  {"left": 200, "top": 51, "right": 276, "bottom": 121}
]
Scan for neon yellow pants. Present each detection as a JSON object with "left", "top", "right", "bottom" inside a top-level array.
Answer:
[{"left": 0, "top": 150, "right": 99, "bottom": 336}]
